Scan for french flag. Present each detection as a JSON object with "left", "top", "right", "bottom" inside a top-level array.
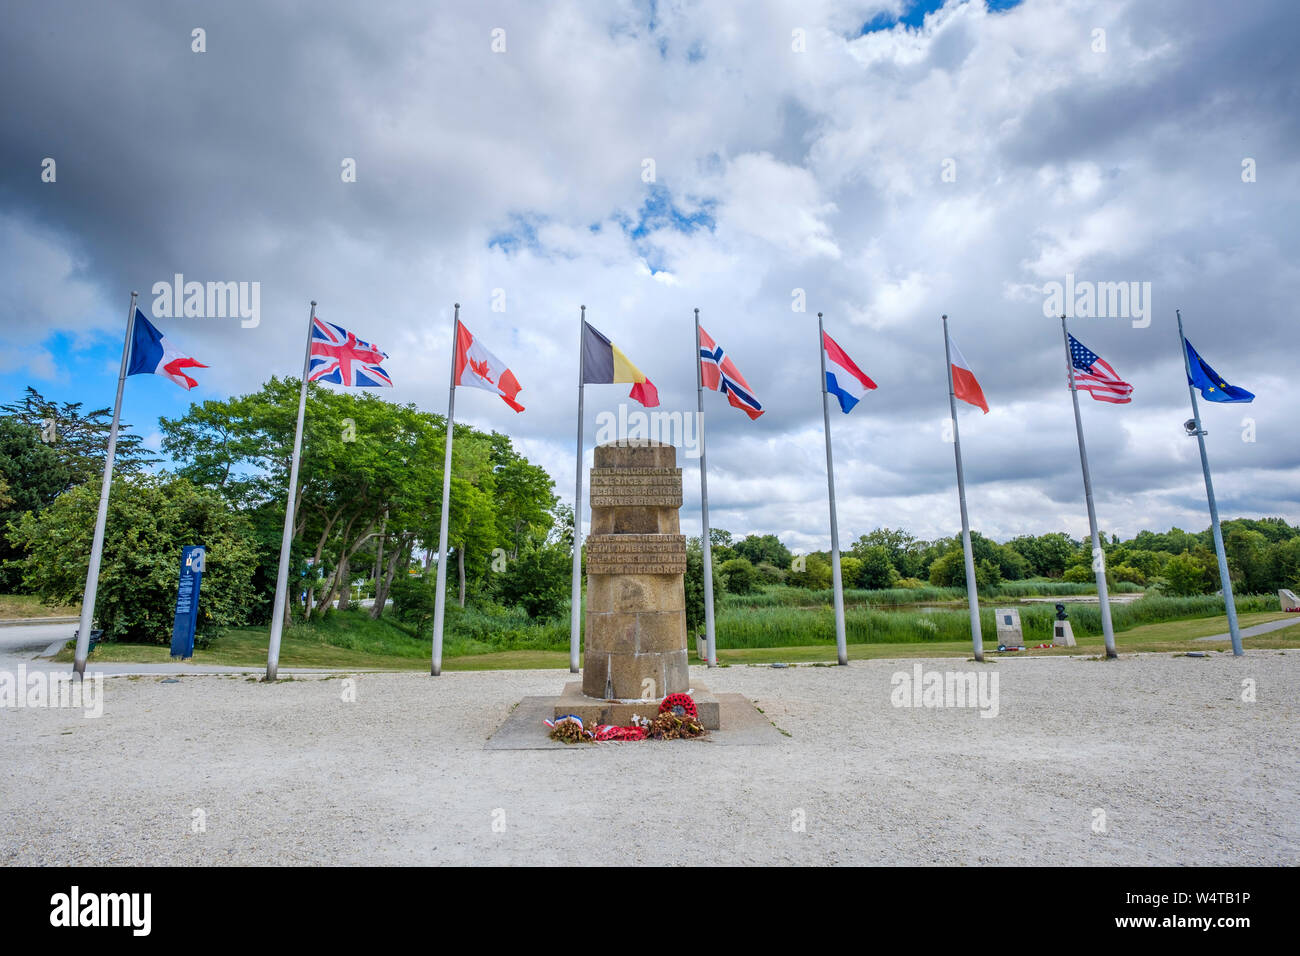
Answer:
[
  {"left": 948, "top": 336, "right": 989, "bottom": 414},
  {"left": 823, "top": 331, "right": 877, "bottom": 413},
  {"left": 127, "top": 310, "right": 207, "bottom": 390}
]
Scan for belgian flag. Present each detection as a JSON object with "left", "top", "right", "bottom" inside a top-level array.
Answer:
[{"left": 581, "top": 321, "right": 659, "bottom": 407}]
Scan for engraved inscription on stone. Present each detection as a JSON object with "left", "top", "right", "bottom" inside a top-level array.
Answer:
[
  {"left": 586, "top": 533, "right": 686, "bottom": 574},
  {"left": 589, "top": 467, "right": 683, "bottom": 508}
]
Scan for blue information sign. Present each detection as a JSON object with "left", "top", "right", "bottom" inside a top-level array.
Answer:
[{"left": 170, "top": 545, "right": 206, "bottom": 659}]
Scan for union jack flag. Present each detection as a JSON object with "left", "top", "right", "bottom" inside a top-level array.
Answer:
[
  {"left": 308, "top": 317, "right": 393, "bottom": 387},
  {"left": 1069, "top": 333, "right": 1132, "bottom": 404},
  {"left": 699, "top": 325, "right": 763, "bottom": 420}
]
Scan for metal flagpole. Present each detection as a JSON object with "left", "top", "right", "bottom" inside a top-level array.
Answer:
[
  {"left": 266, "top": 301, "right": 317, "bottom": 681},
  {"left": 569, "top": 305, "right": 586, "bottom": 673},
  {"left": 1061, "top": 315, "right": 1118, "bottom": 659},
  {"left": 1177, "top": 309, "right": 1243, "bottom": 656},
  {"left": 695, "top": 309, "right": 717, "bottom": 667},
  {"left": 431, "top": 304, "right": 460, "bottom": 676},
  {"left": 942, "top": 314, "right": 984, "bottom": 662},
  {"left": 74, "top": 290, "right": 138, "bottom": 677},
  {"left": 817, "top": 312, "right": 849, "bottom": 666}
]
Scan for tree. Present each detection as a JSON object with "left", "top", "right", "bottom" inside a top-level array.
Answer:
[
  {"left": 2, "top": 386, "right": 156, "bottom": 487},
  {"left": 719, "top": 557, "right": 756, "bottom": 594},
  {"left": 788, "top": 553, "right": 832, "bottom": 590},
  {"left": 1224, "top": 527, "right": 1269, "bottom": 594},
  {"left": 928, "top": 549, "right": 964, "bottom": 587},
  {"left": 854, "top": 545, "right": 895, "bottom": 590},
  {"left": 685, "top": 537, "right": 722, "bottom": 634},
  {"left": 709, "top": 528, "right": 737, "bottom": 563},
  {"left": 0, "top": 417, "right": 75, "bottom": 590},
  {"left": 975, "top": 557, "right": 1002, "bottom": 594},
  {"left": 1163, "top": 552, "right": 1212, "bottom": 596},
  {"left": 498, "top": 540, "right": 570, "bottom": 619},
  {"left": 1007, "top": 532, "right": 1078, "bottom": 578},
  {"left": 733, "top": 533, "right": 792, "bottom": 569},
  {"left": 389, "top": 574, "right": 437, "bottom": 637},
  {"left": 851, "top": 528, "right": 916, "bottom": 577},
  {"left": 10, "top": 476, "right": 259, "bottom": 644}
]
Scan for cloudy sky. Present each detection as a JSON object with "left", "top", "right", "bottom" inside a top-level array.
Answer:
[{"left": 2, "top": 0, "right": 1297, "bottom": 552}]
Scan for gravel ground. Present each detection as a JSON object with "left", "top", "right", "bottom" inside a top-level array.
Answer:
[{"left": 2, "top": 652, "right": 1296, "bottom": 865}]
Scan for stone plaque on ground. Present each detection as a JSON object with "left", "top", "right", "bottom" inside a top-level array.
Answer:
[{"left": 995, "top": 607, "right": 1024, "bottom": 649}]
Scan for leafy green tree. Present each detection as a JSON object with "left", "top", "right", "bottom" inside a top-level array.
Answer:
[
  {"left": 754, "top": 561, "right": 785, "bottom": 585},
  {"left": 788, "top": 553, "right": 833, "bottom": 590},
  {"left": 1007, "top": 532, "right": 1078, "bottom": 577},
  {"left": 685, "top": 537, "right": 722, "bottom": 633},
  {"left": 733, "top": 533, "right": 792, "bottom": 569},
  {"left": 838, "top": 555, "right": 864, "bottom": 591},
  {"left": 994, "top": 543, "right": 1030, "bottom": 581},
  {"left": 1163, "top": 552, "right": 1212, "bottom": 596},
  {"left": 0, "top": 417, "right": 76, "bottom": 590},
  {"left": 1224, "top": 527, "right": 1269, "bottom": 593},
  {"left": 928, "top": 549, "right": 963, "bottom": 587},
  {"left": 1265, "top": 538, "right": 1300, "bottom": 592},
  {"left": 487, "top": 432, "right": 557, "bottom": 559},
  {"left": 851, "top": 528, "right": 916, "bottom": 577},
  {"left": 2, "top": 386, "right": 156, "bottom": 487},
  {"left": 719, "top": 557, "right": 756, "bottom": 594},
  {"left": 498, "top": 540, "right": 570, "bottom": 619},
  {"left": 389, "top": 574, "right": 436, "bottom": 637},
  {"left": 10, "top": 476, "right": 259, "bottom": 644},
  {"left": 855, "top": 545, "right": 895, "bottom": 590},
  {"left": 976, "top": 557, "right": 1002, "bottom": 594}
]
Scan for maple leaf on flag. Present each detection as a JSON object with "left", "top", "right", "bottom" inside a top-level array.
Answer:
[{"left": 469, "top": 356, "right": 494, "bottom": 384}]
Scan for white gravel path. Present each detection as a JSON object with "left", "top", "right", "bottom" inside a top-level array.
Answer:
[{"left": 2, "top": 652, "right": 1296, "bottom": 865}]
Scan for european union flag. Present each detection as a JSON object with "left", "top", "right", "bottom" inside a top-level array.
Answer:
[{"left": 1184, "top": 339, "right": 1254, "bottom": 403}]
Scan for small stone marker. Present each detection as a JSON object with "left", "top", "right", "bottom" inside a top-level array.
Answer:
[
  {"left": 1052, "top": 620, "right": 1076, "bottom": 647},
  {"left": 995, "top": 607, "right": 1024, "bottom": 649}
]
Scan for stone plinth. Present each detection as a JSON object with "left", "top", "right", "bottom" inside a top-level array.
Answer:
[
  {"left": 581, "top": 441, "right": 688, "bottom": 701},
  {"left": 554, "top": 680, "right": 722, "bottom": 731}
]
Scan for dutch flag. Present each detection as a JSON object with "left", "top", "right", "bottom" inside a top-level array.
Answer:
[{"left": 822, "top": 331, "right": 877, "bottom": 413}]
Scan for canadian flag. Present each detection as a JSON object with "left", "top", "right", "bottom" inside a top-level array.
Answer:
[
  {"left": 949, "top": 336, "right": 989, "bottom": 414},
  {"left": 454, "top": 320, "right": 524, "bottom": 412}
]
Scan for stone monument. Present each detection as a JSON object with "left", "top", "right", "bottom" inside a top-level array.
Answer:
[
  {"left": 553, "top": 439, "right": 720, "bottom": 729},
  {"left": 994, "top": 607, "right": 1024, "bottom": 649},
  {"left": 1052, "top": 602, "right": 1076, "bottom": 647}
]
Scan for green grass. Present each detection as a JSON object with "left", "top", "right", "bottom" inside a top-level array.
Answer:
[
  {"left": 54, "top": 601, "right": 1300, "bottom": 672},
  {"left": 0, "top": 594, "right": 80, "bottom": 619},
  {"left": 720, "top": 579, "right": 1143, "bottom": 609},
  {"left": 712, "top": 611, "right": 1300, "bottom": 664},
  {"left": 712, "top": 593, "right": 1282, "bottom": 648}
]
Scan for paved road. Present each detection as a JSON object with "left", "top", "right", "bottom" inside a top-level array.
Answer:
[
  {"left": 0, "top": 619, "right": 74, "bottom": 662},
  {"left": 1193, "top": 616, "right": 1300, "bottom": 642},
  {"left": 0, "top": 619, "right": 376, "bottom": 677}
]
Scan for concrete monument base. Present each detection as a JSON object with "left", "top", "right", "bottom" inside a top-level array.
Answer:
[{"left": 552, "top": 680, "right": 722, "bottom": 730}]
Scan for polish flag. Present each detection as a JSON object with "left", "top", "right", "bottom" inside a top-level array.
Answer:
[
  {"left": 454, "top": 320, "right": 524, "bottom": 412},
  {"left": 949, "top": 336, "right": 988, "bottom": 414}
]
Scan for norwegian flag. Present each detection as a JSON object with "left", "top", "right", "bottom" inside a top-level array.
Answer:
[
  {"left": 1069, "top": 333, "right": 1132, "bottom": 404},
  {"left": 699, "top": 325, "right": 763, "bottom": 420},
  {"left": 308, "top": 317, "right": 392, "bottom": 387}
]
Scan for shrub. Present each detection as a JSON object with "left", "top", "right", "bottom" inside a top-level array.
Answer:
[
  {"left": 719, "top": 557, "right": 756, "bottom": 594},
  {"left": 10, "top": 475, "right": 259, "bottom": 645}
]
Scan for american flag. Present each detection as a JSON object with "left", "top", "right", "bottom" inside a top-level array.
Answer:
[
  {"left": 1069, "top": 333, "right": 1132, "bottom": 404},
  {"left": 308, "top": 317, "right": 392, "bottom": 387}
]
